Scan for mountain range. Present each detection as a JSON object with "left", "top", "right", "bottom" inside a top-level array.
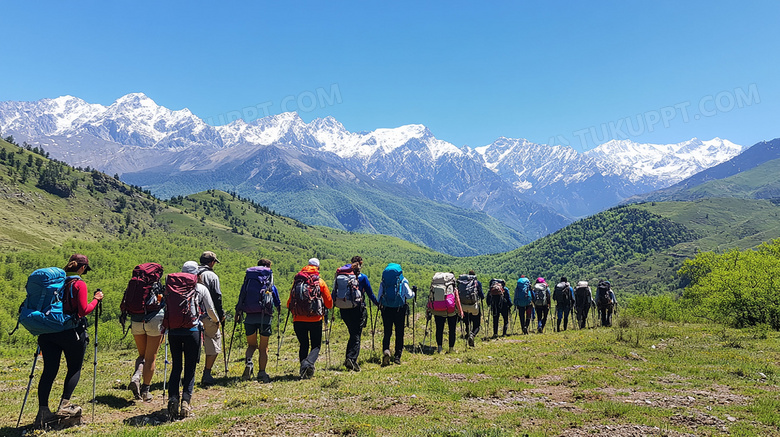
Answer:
[{"left": 0, "top": 93, "right": 747, "bottom": 255}]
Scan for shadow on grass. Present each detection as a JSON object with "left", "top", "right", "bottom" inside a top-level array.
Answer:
[
  {"left": 123, "top": 409, "right": 169, "bottom": 427},
  {"left": 94, "top": 394, "right": 133, "bottom": 409},
  {"left": 0, "top": 425, "right": 23, "bottom": 437}
]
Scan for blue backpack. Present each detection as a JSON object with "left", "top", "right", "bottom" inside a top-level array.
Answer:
[
  {"left": 380, "top": 263, "right": 406, "bottom": 308},
  {"left": 237, "top": 266, "right": 274, "bottom": 315},
  {"left": 514, "top": 277, "right": 533, "bottom": 307},
  {"left": 17, "top": 268, "right": 80, "bottom": 336}
]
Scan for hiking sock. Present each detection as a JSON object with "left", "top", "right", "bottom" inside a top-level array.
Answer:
[{"left": 245, "top": 345, "right": 257, "bottom": 363}]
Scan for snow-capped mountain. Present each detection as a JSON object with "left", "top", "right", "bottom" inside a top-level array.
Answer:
[{"left": 0, "top": 93, "right": 747, "bottom": 247}]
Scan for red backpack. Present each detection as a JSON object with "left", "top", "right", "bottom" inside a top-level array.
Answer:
[
  {"left": 162, "top": 273, "right": 200, "bottom": 330},
  {"left": 289, "top": 271, "right": 323, "bottom": 317},
  {"left": 120, "top": 263, "right": 164, "bottom": 315}
]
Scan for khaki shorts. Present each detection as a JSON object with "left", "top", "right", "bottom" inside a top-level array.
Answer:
[
  {"left": 130, "top": 311, "right": 164, "bottom": 337},
  {"left": 202, "top": 318, "right": 222, "bottom": 355},
  {"left": 462, "top": 302, "right": 480, "bottom": 316}
]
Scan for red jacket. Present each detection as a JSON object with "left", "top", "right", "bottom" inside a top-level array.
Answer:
[
  {"left": 286, "top": 265, "right": 333, "bottom": 322},
  {"left": 63, "top": 276, "right": 99, "bottom": 318}
]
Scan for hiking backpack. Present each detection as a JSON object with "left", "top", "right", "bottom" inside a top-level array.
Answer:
[
  {"left": 513, "top": 277, "right": 532, "bottom": 306},
  {"left": 428, "top": 272, "right": 456, "bottom": 313},
  {"left": 237, "top": 266, "right": 274, "bottom": 315},
  {"left": 380, "top": 263, "right": 406, "bottom": 308},
  {"left": 289, "top": 270, "right": 324, "bottom": 317},
  {"left": 457, "top": 274, "right": 479, "bottom": 305},
  {"left": 597, "top": 281, "right": 612, "bottom": 307},
  {"left": 489, "top": 278, "right": 506, "bottom": 296},
  {"left": 16, "top": 268, "right": 79, "bottom": 336},
  {"left": 532, "top": 282, "right": 548, "bottom": 307},
  {"left": 162, "top": 272, "right": 200, "bottom": 330},
  {"left": 333, "top": 264, "right": 362, "bottom": 309},
  {"left": 575, "top": 281, "right": 591, "bottom": 308},
  {"left": 120, "top": 263, "right": 164, "bottom": 315},
  {"left": 552, "top": 282, "right": 569, "bottom": 303}
]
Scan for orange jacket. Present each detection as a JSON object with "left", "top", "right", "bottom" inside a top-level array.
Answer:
[{"left": 286, "top": 265, "right": 333, "bottom": 322}]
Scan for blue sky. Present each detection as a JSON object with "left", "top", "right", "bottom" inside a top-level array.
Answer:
[{"left": 2, "top": 1, "right": 778, "bottom": 150}]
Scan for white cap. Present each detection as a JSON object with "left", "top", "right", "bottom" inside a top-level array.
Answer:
[
  {"left": 308, "top": 258, "right": 320, "bottom": 267},
  {"left": 182, "top": 261, "right": 199, "bottom": 274}
]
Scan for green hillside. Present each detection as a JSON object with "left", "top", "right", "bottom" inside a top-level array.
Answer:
[{"left": 681, "top": 158, "right": 780, "bottom": 200}]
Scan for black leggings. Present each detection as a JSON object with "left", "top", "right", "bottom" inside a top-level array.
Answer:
[
  {"left": 434, "top": 315, "right": 458, "bottom": 348},
  {"left": 381, "top": 305, "right": 407, "bottom": 358},
  {"left": 37, "top": 328, "right": 88, "bottom": 407},
  {"left": 294, "top": 321, "right": 323, "bottom": 366},
  {"left": 168, "top": 330, "right": 201, "bottom": 401}
]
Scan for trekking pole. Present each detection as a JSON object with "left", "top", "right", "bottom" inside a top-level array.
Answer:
[
  {"left": 324, "top": 309, "right": 331, "bottom": 371},
  {"left": 277, "top": 309, "right": 290, "bottom": 371},
  {"left": 368, "top": 300, "right": 375, "bottom": 352},
  {"left": 17, "top": 346, "right": 41, "bottom": 427},
  {"left": 226, "top": 314, "right": 238, "bottom": 377},
  {"left": 221, "top": 319, "right": 228, "bottom": 377},
  {"left": 92, "top": 300, "right": 102, "bottom": 423},
  {"left": 412, "top": 295, "right": 417, "bottom": 353},
  {"left": 421, "top": 316, "right": 431, "bottom": 352},
  {"left": 275, "top": 308, "right": 281, "bottom": 370}
]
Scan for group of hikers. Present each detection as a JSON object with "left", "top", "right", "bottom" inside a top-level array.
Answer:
[{"left": 16, "top": 252, "right": 617, "bottom": 429}]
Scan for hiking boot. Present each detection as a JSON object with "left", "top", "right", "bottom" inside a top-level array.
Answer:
[
  {"left": 128, "top": 379, "right": 142, "bottom": 400},
  {"left": 201, "top": 369, "right": 216, "bottom": 386},
  {"left": 393, "top": 356, "right": 401, "bottom": 365},
  {"left": 34, "top": 406, "right": 57, "bottom": 429},
  {"left": 180, "top": 400, "right": 192, "bottom": 418},
  {"left": 300, "top": 365, "right": 315, "bottom": 379},
  {"left": 468, "top": 334, "right": 475, "bottom": 347},
  {"left": 241, "top": 361, "right": 254, "bottom": 381},
  {"left": 344, "top": 358, "right": 360, "bottom": 372},
  {"left": 258, "top": 371, "right": 271, "bottom": 383},
  {"left": 140, "top": 384, "right": 153, "bottom": 403},
  {"left": 538, "top": 327, "right": 543, "bottom": 334},
  {"left": 381, "top": 350, "right": 391, "bottom": 367},
  {"left": 55, "top": 399, "right": 82, "bottom": 418},
  {"left": 446, "top": 347, "right": 454, "bottom": 354},
  {"left": 437, "top": 345, "right": 443, "bottom": 354},
  {"left": 350, "top": 359, "right": 360, "bottom": 372},
  {"left": 167, "top": 396, "right": 179, "bottom": 421}
]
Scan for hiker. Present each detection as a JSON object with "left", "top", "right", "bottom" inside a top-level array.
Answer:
[
  {"left": 552, "top": 277, "right": 574, "bottom": 331},
  {"left": 532, "top": 277, "right": 551, "bottom": 333},
  {"left": 166, "top": 261, "right": 219, "bottom": 420},
  {"left": 236, "top": 258, "right": 281, "bottom": 383},
  {"left": 197, "top": 251, "right": 223, "bottom": 386},
  {"left": 574, "top": 281, "right": 593, "bottom": 329},
  {"left": 287, "top": 258, "right": 333, "bottom": 379},
  {"left": 35, "top": 254, "right": 103, "bottom": 428},
  {"left": 488, "top": 278, "right": 511, "bottom": 337},
  {"left": 427, "top": 272, "right": 464, "bottom": 353},
  {"left": 458, "top": 270, "right": 483, "bottom": 347},
  {"left": 377, "top": 263, "right": 415, "bottom": 366},
  {"left": 120, "top": 263, "right": 165, "bottom": 402},
  {"left": 512, "top": 276, "right": 533, "bottom": 335},
  {"left": 596, "top": 280, "right": 617, "bottom": 327},
  {"left": 334, "top": 256, "right": 379, "bottom": 372}
]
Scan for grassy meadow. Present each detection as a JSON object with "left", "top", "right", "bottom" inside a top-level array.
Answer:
[{"left": 1, "top": 311, "right": 778, "bottom": 436}]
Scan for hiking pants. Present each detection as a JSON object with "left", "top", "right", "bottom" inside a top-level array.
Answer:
[
  {"left": 293, "top": 321, "right": 322, "bottom": 367},
  {"left": 516, "top": 304, "right": 533, "bottom": 334},
  {"left": 577, "top": 305, "right": 589, "bottom": 329},
  {"left": 434, "top": 315, "right": 458, "bottom": 348},
  {"left": 169, "top": 330, "right": 201, "bottom": 402},
  {"left": 381, "top": 305, "right": 407, "bottom": 359},
  {"left": 340, "top": 306, "right": 364, "bottom": 362},
  {"left": 463, "top": 311, "right": 481, "bottom": 338},
  {"left": 37, "top": 327, "right": 88, "bottom": 407},
  {"left": 556, "top": 305, "right": 571, "bottom": 331},
  {"left": 536, "top": 305, "right": 549, "bottom": 332},
  {"left": 491, "top": 301, "right": 510, "bottom": 336},
  {"left": 599, "top": 305, "right": 613, "bottom": 327}
]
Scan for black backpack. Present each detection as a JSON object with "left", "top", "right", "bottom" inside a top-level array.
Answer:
[{"left": 597, "top": 281, "right": 612, "bottom": 307}]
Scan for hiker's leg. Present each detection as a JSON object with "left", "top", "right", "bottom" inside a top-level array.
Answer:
[
  {"left": 434, "top": 315, "right": 445, "bottom": 348},
  {"left": 472, "top": 311, "right": 481, "bottom": 337},
  {"left": 258, "top": 334, "right": 270, "bottom": 372},
  {"left": 293, "top": 321, "right": 309, "bottom": 363},
  {"left": 142, "top": 333, "right": 164, "bottom": 386},
  {"left": 304, "top": 321, "right": 322, "bottom": 366},
  {"left": 245, "top": 328, "right": 258, "bottom": 363},
  {"left": 393, "top": 306, "right": 406, "bottom": 359},
  {"left": 60, "top": 328, "right": 88, "bottom": 401},
  {"left": 181, "top": 330, "right": 200, "bottom": 402},
  {"left": 342, "top": 307, "right": 362, "bottom": 362},
  {"left": 37, "top": 333, "right": 63, "bottom": 408},
  {"left": 168, "top": 333, "right": 184, "bottom": 400},
  {"left": 202, "top": 318, "right": 221, "bottom": 372},
  {"left": 491, "top": 303, "right": 500, "bottom": 336},
  {"left": 381, "top": 308, "right": 394, "bottom": 352},
  {"left": 447, "top": 315, "right": 457, "bottom": 348}
]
